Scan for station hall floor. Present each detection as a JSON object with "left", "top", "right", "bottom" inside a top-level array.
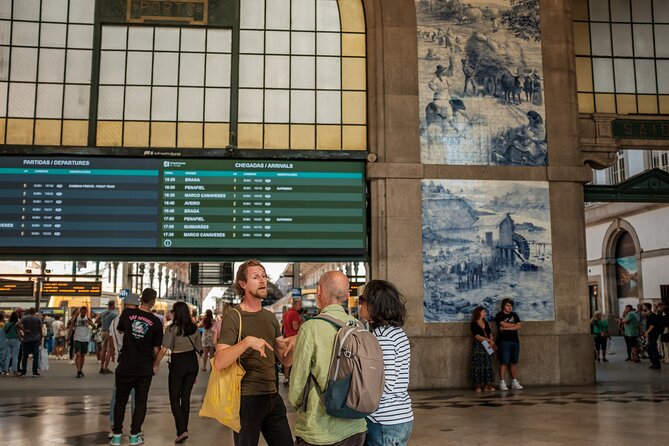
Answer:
[{"left": 1, "top": 337, "right": 668, "bottom": 446}]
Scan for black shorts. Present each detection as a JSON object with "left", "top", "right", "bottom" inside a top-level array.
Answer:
[{"left": 74, "top": 341, "right": 89, "bottom": 354}]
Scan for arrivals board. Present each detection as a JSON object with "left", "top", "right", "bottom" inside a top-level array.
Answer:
[{"left": 0, "top": 156, "right": 367, "bottom": 258}]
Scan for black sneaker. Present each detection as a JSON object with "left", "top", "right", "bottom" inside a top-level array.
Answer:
[
  {"left": 76, "top": 371, "right": 83, "bottom": 378},
  {"left": 33, "top": 372, "right": 40, "bottom": 377}
]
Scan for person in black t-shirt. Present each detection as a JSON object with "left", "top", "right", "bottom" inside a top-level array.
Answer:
[
  {"left": 110, "top": 288, "right": 163, "bottom": 446},
  {"left": 494, "top": 298, "right": 523, "bottom": 391},
  {"left": 644, "top": 303, "right": 664, "bottom": 370}
]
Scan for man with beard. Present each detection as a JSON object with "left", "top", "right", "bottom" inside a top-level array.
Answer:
[{"left": 215, "top": 259, "right": 296, "bottom": 446}]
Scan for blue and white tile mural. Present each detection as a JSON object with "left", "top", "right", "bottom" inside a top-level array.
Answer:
[
  {"left": 416, "top": 0, "right": 547, "bottom": 165},
  {"left": 422, "top": 180, "right": 555, "bottom": 322}
]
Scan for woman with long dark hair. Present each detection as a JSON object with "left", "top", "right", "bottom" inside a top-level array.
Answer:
[
  {"left": 470, "top": 306, "right": 496, "bottom": 392},
  {"left": 358, "top": 280, "right": 413, "bottom": 446},
  {"left": 3, "top": 311, "right": 21, "bottom": 376},
  {"left": 153, "top": 302, "right": 202, "bottom": 443},
  {"left": 200, "top": 309, "right": 215, "bottom": 371}
]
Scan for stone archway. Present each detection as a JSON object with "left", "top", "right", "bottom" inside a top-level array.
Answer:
[{"left": 602, "top": 219, "right": 643, "bottom": 318}]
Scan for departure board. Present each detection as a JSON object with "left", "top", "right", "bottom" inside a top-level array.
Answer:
[
  {"left": 0, "top": 156, "right": 367, "bottom": 258},
  {"left": 0, "top": 279, "right": 35, "bottom": 296},
  {"left": 41, "top": 281, "right": 102, "bottom": 296}
]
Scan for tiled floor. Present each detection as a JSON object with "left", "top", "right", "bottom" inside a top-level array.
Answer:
[{"left": 1, "top": 338, "right": 668, "bottom": 445}]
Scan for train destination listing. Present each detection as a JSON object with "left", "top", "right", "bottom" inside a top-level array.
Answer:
[{"left": 0, "top": 157, "right": 367, "bottom": 255}]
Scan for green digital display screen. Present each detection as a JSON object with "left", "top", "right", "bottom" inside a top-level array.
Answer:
[{"left": 0, "top": 156, "right": 367, "bottom": 259}]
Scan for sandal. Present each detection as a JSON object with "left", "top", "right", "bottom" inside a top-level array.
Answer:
[
  {"left": 484, "top": 385, "right": 496, "bottom": 392},
  {"left": 474, "top": 385, "right": 482, "bottom": 393}
]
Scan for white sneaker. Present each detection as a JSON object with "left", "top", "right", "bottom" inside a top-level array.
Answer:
[
  {"left": 499, "top": 380, "right": 508, "bottom": 391},
  {"left": 511, "top": 379, "right": 524, "bottom": 390},
  {"left": 69, "top": 360, "right": 75, "bottom": 365}
]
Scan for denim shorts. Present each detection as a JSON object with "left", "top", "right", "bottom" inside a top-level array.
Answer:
[
  {"left": 366, "top": 420, "right": 413, "bottom": 446},
  {"left": 498, "top": 341, "right": 520, "bottom": 365}
]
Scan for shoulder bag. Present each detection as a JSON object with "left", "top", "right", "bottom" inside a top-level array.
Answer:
[
  {"left": 199, "top": 309, "right": 246, "bottom": 432},
  {"left": 187, "top": 333, "right": 203, "bottom": 355}
]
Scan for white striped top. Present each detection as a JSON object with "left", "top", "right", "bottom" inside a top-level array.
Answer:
[{"left": 367, "top": 325, "right": 414, "bottom": 425}]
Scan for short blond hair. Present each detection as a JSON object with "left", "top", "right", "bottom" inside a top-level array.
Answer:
[{"left": 234, "top": 259, "right": 266, "bottom": 296}]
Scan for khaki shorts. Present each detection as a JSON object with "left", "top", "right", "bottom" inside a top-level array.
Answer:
[{"left": 100, "top": 331, "right": 111, "bottom": 348}]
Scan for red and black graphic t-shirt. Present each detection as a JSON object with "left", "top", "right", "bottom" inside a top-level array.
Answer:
[{"left": 116, "top": 308, "right": 163, "bottom": 376}]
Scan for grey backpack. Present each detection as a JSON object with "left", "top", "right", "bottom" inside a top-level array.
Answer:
[{"left": 301, "top": 314, "right": 385, "bottom": 419}]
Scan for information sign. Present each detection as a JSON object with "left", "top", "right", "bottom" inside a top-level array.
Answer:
[
  {"left": 0, "top": 156, "right": 367, "bottom": 258},
  {"left": 41, "top": 281, "right": 103, "bottom": 296},
  {"left": 0, "top": 279, "right": 34, "bottom": 296}
]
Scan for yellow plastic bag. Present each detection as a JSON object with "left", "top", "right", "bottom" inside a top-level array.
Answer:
[{"left": 199, "top": 309, "right": 246, "bottom": 432}]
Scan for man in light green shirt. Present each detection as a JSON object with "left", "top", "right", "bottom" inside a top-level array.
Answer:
[
  {"left": 622, "top": 304, "right": 639, "bottom": 362},
  {"left": 288, "top": 271, "right": 366, "bottom": 446}
]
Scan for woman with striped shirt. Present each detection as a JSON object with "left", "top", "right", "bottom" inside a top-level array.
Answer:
[{"left": 358, "top": 280, "right": 413, "bottom": 446}]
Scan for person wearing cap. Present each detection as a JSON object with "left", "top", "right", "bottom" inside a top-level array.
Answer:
[
  {"left": 495, "top": 298, "right": 523, "bottom": 391},
  {"left": 110, "top": 289, "right": 163, "bottom": 446}
]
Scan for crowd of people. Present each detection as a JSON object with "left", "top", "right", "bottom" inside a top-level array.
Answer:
[
  {"left": 588, "top": 303, "right": 669, "bottom": 369},
  {"left": 0, "top": 260, "right": 415, "bottom": 446},
  {"left": 2, "top": 259, "right": 667, "bottom": 446}
]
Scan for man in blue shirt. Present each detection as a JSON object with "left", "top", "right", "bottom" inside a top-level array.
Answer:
[
  {"left": 99, "top": 300, "right": 118, "bottom": 374},
  {"left": 19, "top": 308, "right": 43, "bottom": 377}
]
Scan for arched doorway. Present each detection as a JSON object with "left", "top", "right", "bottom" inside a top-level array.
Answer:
[{"left": 602, "top": 220, "right": 643, "bottom": 319}]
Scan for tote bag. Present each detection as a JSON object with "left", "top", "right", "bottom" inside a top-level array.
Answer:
[{"left": 199, "top": 309, "right": 246, "bottom": 432}]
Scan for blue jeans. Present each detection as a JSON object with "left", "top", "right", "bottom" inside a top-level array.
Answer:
[
  {"left": 4, "top": 339, "right": 20, "bottom": 372},
  {"left": 109, "top": 384, "right": 136, "bottom": 426},
  {"left": 0, "top": 337, "right": 6, "bottom": 372},
  {"left": 44, "top": 335, "right": 54, "bottom": 354},
  {"left": 365, "top": 420, "right": 413, "bottom": 446}
]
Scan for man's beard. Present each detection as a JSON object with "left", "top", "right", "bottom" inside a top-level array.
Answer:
[{"left": 250, "top": 288, "right": 268, "bottom": 300}]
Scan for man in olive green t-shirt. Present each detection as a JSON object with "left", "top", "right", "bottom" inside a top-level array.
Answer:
[{"left": 215, "top": 260, "right": 296, "bottom": 446}]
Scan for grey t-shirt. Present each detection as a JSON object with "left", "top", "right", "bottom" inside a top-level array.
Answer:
[{"left": 162, "top": 324, "right": 202, "bottom": 353}]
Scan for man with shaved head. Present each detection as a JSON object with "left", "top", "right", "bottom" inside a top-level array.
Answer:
[{"left": 289, "top": 271, "right": 367, "bottom": 446}]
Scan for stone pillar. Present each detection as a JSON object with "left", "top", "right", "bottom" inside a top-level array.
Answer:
[{"left": 364, "top": 0, "right": 595, "bottom": 387}]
